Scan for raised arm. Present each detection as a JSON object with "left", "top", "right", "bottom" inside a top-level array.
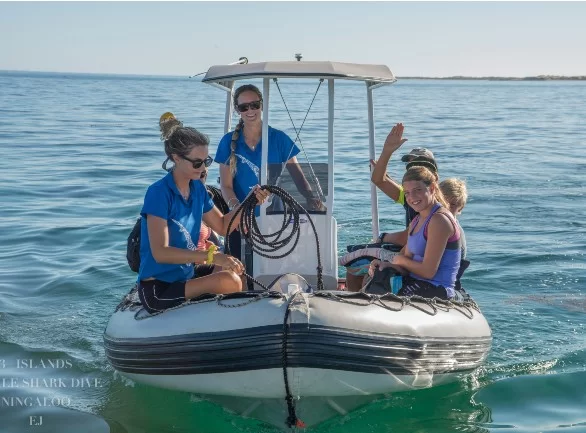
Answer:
[{"left": 371, "top": 123, "right": 408, "bottom": 202}]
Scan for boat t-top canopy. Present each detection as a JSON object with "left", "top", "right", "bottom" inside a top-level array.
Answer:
[
  {"left": 202, "top": 58, "right": 396, "bottom": 242},
  {"left": 202, "top": 61, "right": 396, "bottom": 90}
]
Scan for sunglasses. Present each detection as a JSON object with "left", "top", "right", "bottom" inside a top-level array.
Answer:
[
  {"left": 406, "top": 159, "right": 438, "bottom": 173},
  {"left": 180, "top": 155, "right": 213, "bottom": 169},
  {"left": 236, "top": 100, "right": 262, "bottom": 113}
]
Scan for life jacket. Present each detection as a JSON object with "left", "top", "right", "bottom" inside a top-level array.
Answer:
[{"left": 338, "top": 242, "right": 402, "bottom": 267}]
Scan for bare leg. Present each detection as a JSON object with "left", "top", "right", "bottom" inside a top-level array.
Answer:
[{"left": 185, "top": 270, "right": 242, "bottom": 299}]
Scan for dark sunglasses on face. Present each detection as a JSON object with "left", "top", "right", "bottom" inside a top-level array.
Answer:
[
  {"left": 236, "top": 100, "right": 262, "bottom": 113},
  {"left": 180, "top": 155, "right": 213, "bottom": 169}
]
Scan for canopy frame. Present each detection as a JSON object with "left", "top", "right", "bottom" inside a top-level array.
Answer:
[{"left": 203, "top": 60, "right": 396, "bottom": 270}]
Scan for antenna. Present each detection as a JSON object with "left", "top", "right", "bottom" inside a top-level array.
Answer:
[
  {"left": 295, "top": 53, "right": 302, "bottom": 62},
  {"left": 189, "top": 56, "right": 249, "bottom": 78}
]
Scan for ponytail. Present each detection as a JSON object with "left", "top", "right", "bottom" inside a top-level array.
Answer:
[{"left": 229, "top": 118, "right": 244, "bottom": 176}]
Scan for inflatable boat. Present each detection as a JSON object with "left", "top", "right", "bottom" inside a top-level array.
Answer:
[{"left": 105, "top": 59, "right": 492, "bottom": 429}]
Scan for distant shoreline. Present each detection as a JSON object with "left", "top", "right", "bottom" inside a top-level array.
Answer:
[
  {"left": 1, "top": 70, "right": 585, "bottom": 81},
  {"left": 398, "top": 75, "right": 586, "bottom": 81}
]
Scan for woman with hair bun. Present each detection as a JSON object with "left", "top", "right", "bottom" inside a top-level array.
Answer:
[
  {"left": 369, "top": 166, "right": 462, "bottom": 300},
  {"left": 137, "top": 112, "right": 269, "bottom": 314}
]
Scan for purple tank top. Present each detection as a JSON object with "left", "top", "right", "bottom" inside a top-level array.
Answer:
[{"left": 407, "top": 203, "right": 461, "bottom": 296}]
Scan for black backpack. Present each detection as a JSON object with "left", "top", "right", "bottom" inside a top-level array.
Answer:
[
  {"left": 362, "top": 266, "right": 399, "bottom": 295},
  {"left": 126, "top": 217, "right": 142, "bottom": 273}
]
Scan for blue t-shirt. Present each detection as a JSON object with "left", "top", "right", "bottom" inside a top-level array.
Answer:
[
  {"left": 214, "top": 125, "right": 300, "bottom": 202},
  {"left": 138, "top": 172, "right": 214, "bottom": 283}
]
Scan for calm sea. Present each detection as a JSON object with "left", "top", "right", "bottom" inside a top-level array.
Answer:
[{"left": 0, "top": 70, "right": 585, "bottom": 433}]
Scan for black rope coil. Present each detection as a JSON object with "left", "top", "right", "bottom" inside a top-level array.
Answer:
[
  {"left": 206, "top": 185, "right": 229, "bottom": 214},
  {"left": 206, "top": 184, "right": 270, "bottom": 289},
  {"left": 224, "top": 185, "right": 324, "bottom": 292}
]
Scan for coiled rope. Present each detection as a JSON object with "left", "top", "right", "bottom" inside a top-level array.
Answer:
[
  {"left": 206, "top": 185, "right": 229, "bottom": 214},
  {"left": 224, "top": 185, "right": 324, "bottom": 292}
]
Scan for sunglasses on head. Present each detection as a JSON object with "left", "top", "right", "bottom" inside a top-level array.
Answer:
[
  {"left": 236, "top": 100, "right": 262, "bottom": 113},
  {"left": 180, "top": 155, "right": 213, "bottom": 169},
  {"left": 406, "top": 159, "right": 438, "bottom": 173}
]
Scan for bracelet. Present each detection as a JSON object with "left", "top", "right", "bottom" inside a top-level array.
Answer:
[
  {"left": 378, "top": 232, "right": 388, "bottom": 244},
  {"left": 227, "top": 197, "right": 240, "bottom": 210},
  {"left": 206, "top": 244, "right": 217, "bottom": 264}
]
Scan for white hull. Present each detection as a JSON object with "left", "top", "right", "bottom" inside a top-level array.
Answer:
[
  {"left": 105, "top": 289, "right": 491, "bottom": 428},
  {"left": 122, "top": 366, "right": 465, "bottom": 398}
]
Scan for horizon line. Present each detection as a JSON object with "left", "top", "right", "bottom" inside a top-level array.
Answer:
[{"left": 1, "top": 69, "right": 585, "bottom": 81}]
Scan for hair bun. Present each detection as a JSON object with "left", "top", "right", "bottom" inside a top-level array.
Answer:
[{"left": 159, "top": 112, "right": 183, "bottom": 141}]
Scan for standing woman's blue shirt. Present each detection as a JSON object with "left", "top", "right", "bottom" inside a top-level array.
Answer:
[
  {"left": 214, "top": 126, "right": 300, "bottom": 202},
  {"left": 138, "top": 172, "right": 214, "bottom": 283}
]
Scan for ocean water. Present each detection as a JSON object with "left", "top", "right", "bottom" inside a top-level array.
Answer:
[{"left": 0, "top": 70, "right": 585, "bottom": 433}]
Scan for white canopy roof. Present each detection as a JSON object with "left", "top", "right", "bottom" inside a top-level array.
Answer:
[{"left": 202, "top": 61, "right": 396, "bottom": 85}]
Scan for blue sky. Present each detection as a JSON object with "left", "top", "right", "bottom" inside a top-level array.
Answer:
[{"left": 1, "top": 2, "right": 585, "bottom": 77}]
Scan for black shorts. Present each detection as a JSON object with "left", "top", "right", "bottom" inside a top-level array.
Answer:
[
  {"left": 227, "top": 230, "right": 243, "bottom": 260},
  {"left": 398, "top": 275, "right": 450, "bottom": 300},
  {"left": 138, "top": 264, "right": 215, "bottom": 314}
]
